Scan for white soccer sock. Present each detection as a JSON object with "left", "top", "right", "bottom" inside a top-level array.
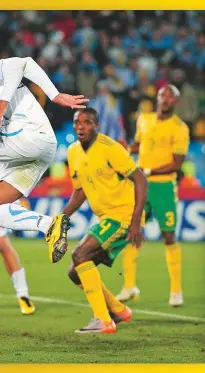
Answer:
[
  {"left": 0, "top": 202, "right": 53, "bottom": 234},
  {"left": 11, "top": 268, "right": 29, "bottom": 298}
]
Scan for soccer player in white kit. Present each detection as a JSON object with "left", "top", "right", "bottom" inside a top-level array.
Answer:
[
  {"left": 0, "top": 57, "right": 89, "bottom": 263},
  {"left": 0, "top": 227, "right": 35, "bottom": 314}
]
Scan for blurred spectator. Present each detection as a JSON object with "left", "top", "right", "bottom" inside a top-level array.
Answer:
[
  {"left": 41, "top": 30, "right": 72, "bottom": 62},
  {"left": 155, "top": 65, "right": 170, "bottom": 90},
  {"left": 137, "top": 49, "right": 157, "bottom": 80},
  {"left": 10, "top": 30, "right": 33, "bottom": 57},
  {"left": 122, "top": 25, "right": 142, "bottom": 56},
  {"left": 76, "top": 51, "right": 98, "bottom": 98},
  {"left": 170, "top": 69, "right": 199, "bottom": 125},
  {"left": 126, "top": 58, "right": 139, "bottom": 88},
  {"left": 193, "top": 115, "right": 205, "bottom": 142},
  {"left": 52, "top": 64, "right": 76, "bottom": 93},
  {"left": 196, "top": 34, "right": 205, "bottom": 71},
  {"left": 104, "top": 64, "right": 126, "bottom": 95},
  {"left": 148, "top": 28, "right": 173, "bottom": 53},
  {"left": 108, "top": 36, "right": 126, "bottom": 66},
  {"left": 53, "top": 11, "right": 76, "bottom": 41},
  {"left": 72, "top": 16, "right": 97, "bottom": 51},
  {"left": 90, "top": 81, "right": 125, "bottom": 140},
  {"left": 94, "top": 31, "right": 109, "bottom": 68},
  {"left": 195, "top": 71, "right": 205, "bottom": 114}
]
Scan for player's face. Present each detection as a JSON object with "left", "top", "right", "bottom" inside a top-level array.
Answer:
[
  {"left": 157, "top": 88, "right": 177, "bottom": 113},
  {"left": 73, "top": 112, "right": 99, "bottom": 143}
]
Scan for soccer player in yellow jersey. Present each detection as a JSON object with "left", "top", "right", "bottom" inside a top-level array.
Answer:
[
  {"left": 63, "top": 108, "right": 147, "bottom": 334},
  {"left": 117, "top": 85, "right": 190, "bottom": 307}
]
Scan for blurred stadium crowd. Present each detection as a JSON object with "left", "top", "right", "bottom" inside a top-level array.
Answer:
[{"left": 0, "top": 10, "right": 205, "bottom": 186}]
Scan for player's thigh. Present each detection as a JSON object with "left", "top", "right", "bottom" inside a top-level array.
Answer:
[
  {"left": 88, "top": 218, "right": 130, "bottom": 266},
  {"left": 0, "top": 229, "right": 12, "bottom": 252},
  {"left": 0, "top": 181, "right": 23, "bottom": 204},
  {"left": 72, "top": 234, "right": 103, "bottom": 265},
  {"left": 149, "top": 181, "right": 177, "bottom": 231}
]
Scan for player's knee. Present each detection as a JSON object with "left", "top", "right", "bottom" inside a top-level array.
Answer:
[
  {"left": 162, "top": 232, "right": 176, "bottom": 245},
  {"left": 68, "top": 265, "right": 81, "bottom": 285},
  {"left": 72, "top": 246, "right": 87, "bottom": 266},
  {"left": 0, "top": 238, "right": 9, "bottom": 253}
]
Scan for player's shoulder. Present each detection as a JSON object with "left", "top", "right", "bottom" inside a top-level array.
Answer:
[
  {"left": 67, "top": 140, "right": 81, "bottom": 156},
  {"left": 137, "top": 112, "right": 157, "bottom": 124},
  {"left": 97, "top": 133, "right": 116, "bottom": 147},
  {"left": 172, "top": 115, "right": 190, "bottom": 133}
]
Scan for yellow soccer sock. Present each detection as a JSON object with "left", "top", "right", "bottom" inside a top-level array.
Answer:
[
  {"left": 75, "top": 261, "right": 111, "bottom": 322},
  {"left": 101, "top": 282, "right": 125, "bottom": 313},
  {"left": 165, "top": 243, "right": 182, "bottom": 293},
  {"left": 123, "top": 244, "right": 139, "bottom": 289}
]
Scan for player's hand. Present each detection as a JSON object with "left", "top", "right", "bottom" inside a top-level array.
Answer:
[
  {"left": 126, "top": 221, "right": 144, "bottom": 248},
  {"left": 53, "top": 93, "right": 89, "bottom": 109}
]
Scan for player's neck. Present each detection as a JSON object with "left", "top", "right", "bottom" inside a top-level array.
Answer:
[
  {"left": 81, "top": 134, "right": 98, "bottom": 152},
  {"left": 157, "top": 110, "right": 174, "bottom": 120}
]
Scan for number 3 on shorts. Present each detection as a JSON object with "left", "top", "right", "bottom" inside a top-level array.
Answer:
[
  {"left": 99, "top": 220, "right": 111, "bottom": 235},
  {"left": 165, "top": 211, "right": 175, "bottom": 227}
]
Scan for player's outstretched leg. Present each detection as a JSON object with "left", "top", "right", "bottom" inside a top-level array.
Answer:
[
  {"left": 0, "top": 230, "right": 35, "bottom": 315},
  {"left": 0, "top": 201, "right": 70, "bottom": 264},
  {"left": 45, "top": 214, "right": 70, "bottom": 263}
]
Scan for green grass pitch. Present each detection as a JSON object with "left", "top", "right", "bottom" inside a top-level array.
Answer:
[{"left": 0, "top": 238, "right": 204, "bottom": 364}]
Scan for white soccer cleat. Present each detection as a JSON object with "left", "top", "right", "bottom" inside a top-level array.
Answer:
[
  {"left": 116, "top": 287, "right": 140, "bottom": 302},
  {"left": 169, "top": 292, "right": 184, "bottom": 307}
]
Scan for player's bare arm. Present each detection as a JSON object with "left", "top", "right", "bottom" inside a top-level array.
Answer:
[
  {"left": 63, "top": 188, "right": 87, "bottom": 216},
  {"left": 130, "top": 141, "right": 140, "bottom": 154},
  {"left": 0, "top": 57, "right": 89, "bottom": 120},
  {"left": 141, "top": 154, "right": 185, "bottom": 176},
  {"left": 127, "top": 169, "right": 147, "bottom": 247}
]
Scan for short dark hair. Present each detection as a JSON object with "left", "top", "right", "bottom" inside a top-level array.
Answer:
[{"left": 75, "top": 108, "right": 99, "bottom": 123}]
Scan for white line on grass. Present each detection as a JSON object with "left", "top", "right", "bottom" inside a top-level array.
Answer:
[{"left": 1, "top": 293, "right": 204, "bottom": 323}]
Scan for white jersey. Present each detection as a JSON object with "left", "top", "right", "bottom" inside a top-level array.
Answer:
[{"left": 0, "top": 57, "right": 59, "bottom": 139}]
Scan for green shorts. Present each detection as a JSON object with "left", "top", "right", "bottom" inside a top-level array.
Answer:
[
  {"left": 145, "top": 181, "right": 177, "bottom": 232},
  {"left": 88, "top": 218, "right": 129, "bottom": 266}
]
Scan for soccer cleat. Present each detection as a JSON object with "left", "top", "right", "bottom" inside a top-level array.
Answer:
[
  {"left": 45, "top": 214, "right": 70, "bottom": 263},
  {"left": 109, "top": 305, "right": 132, "bottom": 324},
  {"left": 169, "top": 292, "right": 184, "bottom": 307},
  {"left": 18, "top": 297, "right": 35, "bottom": 315},
  {"left": 116, "top": 287, "right": 140, "bottom": 302},
  {"left": 75, "top": 318, "right": 117, "bottom": 334}
]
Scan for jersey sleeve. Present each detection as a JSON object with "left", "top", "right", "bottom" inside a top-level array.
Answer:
[
  {"left": 0, "top": 57, "right": 59, "bottom": 103},
  {"left": 107, "top": 142, "right": 137, "bottom": 178},
  {"left": 172, "top": 124, "right": 190, "bottom": 155},
  {"left": 22, "top": 57, "right": 59, "bottom": 101},
  {"left": 134, "top": 114, "right": 143, "bottom": 143},
  {"left": 67, "top": 147, "right": 82, "bottom": 190},
  {"left": 0, "top": 58, "right": 25, "bottom": 102}
]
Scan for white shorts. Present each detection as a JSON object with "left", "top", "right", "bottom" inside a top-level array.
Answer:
[
  {"left": 0, "top": 122, "right": 57, "bottom": 197},
  {"left": 0, "top": 227, "right": 8, "bottom": 237}
]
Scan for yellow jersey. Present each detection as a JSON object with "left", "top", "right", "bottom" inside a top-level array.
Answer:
[
  {"left": 135, "top": 113, "right": 190, "bottom": 182},
  {"left": 68, "top": 133, "right": 137, "bottom": 224}
]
